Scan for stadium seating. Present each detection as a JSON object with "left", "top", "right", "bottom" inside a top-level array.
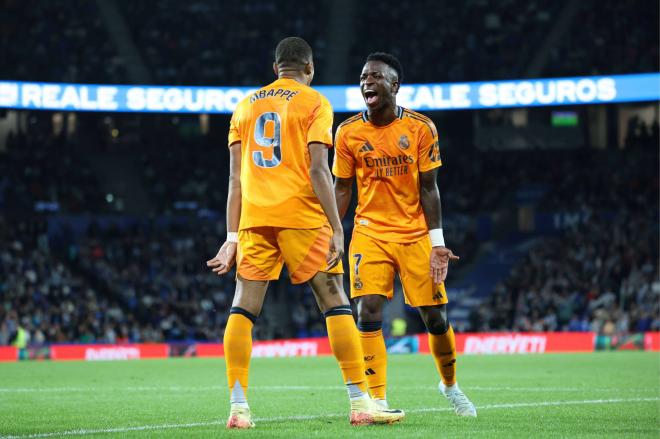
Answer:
[
  {"left": 117, "top": 0, "right": 329, "bottom": 85},
  {"left": 348, "top": 0, "right": 561, "bottom": 83},
  {"left": 468, "top": 134, "right": 659, "bottom": 333},
  {"left": 0, "top": 128, "right": 107, "bottom": 214},
  {"left": 0, "top": 217, "right": 134, "bottom": 345},
  {"left": 0, "top": 0, "right": 127, "bottom": 83},
  {"left": 134, "top": 123, "right": 230, "bottom": 214},
  {"left": 544, "top": 0, "right": 659, "bottom": 77},
  {"left": 474, "top": 209, "right": 659, "bottom": 333},
  {"left": 2, "top": 0, "right": 656, "bottom": 86}
]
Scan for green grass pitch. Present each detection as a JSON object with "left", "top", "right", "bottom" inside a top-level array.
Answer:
[{"left": 0, "top": 352, "right": 658, "bottom": 438}]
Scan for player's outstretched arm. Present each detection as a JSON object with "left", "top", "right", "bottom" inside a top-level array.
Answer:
[
  {"left": 420, "top": 168, "right": 459, "bottom": 283},
  {"left": 334, "top": 176, "right": 354, "bottom": 219},
  {"left": 207, "top": 143, "right": 242, "bottom": 275},
  {"left": 309, "top": 142, "right": 344, "bottom": 269}
]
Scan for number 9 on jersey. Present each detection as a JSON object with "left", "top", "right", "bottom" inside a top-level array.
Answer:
[{"left": 252, "top": 112, "right": 282, "bottom": 168}]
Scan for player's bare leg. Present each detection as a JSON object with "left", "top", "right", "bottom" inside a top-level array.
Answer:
[
  {"left": 225, "top": 275, "right": 269, "bottom": 429},
  {"left": 356, "top": 295, "right": 389, "bottom": 407},
  {"left": 309, "top": 272, "right": 404, "bottom": 425},
  {"left": 419, "top": 305, "right": 476, "bottom": 417}
]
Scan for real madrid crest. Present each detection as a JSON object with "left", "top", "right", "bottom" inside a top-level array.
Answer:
[
  {"left": 354, "top": 277, "right": 363, "bottom": 290},
  {"left": 398, "top": 135, "right": 410, "bottom": 150}
]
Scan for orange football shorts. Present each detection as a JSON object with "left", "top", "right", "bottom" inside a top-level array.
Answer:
[
  {"left": 237, "top": 225, "right": 343, "bottom": 284},
  {"left": 348, "top": 231, "right": 448, "bottom": 307}
]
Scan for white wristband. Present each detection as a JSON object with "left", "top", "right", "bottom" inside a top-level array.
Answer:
[
  {"left": 429, "top": 228, "right": 445, "bottom": 247},
  {"left": 226, "top": 232, "right": 238, "bottom": 243}
]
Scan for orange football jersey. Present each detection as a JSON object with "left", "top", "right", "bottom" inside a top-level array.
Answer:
[
  {"left": 332, "top": 107, "right": 441, "bottom": 243},
  {"left": 228, "top": 78, "right": 333, "bottom": 230}
]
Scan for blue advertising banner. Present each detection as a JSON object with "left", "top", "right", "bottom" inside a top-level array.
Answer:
[{"left": 0, "top": 73, "right": 657, "bottom": 114}]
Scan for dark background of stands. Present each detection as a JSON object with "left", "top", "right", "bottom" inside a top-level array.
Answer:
[{"left": 0, "top": 0, "right": 658, "bottom": 345}]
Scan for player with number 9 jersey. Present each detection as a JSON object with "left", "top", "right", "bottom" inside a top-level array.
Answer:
[
  {"left": 228, "top": 77, "right": 342, "bottom": 284},
  {"left": 229, "top": 79, "right": 333, "bottom": 231}
]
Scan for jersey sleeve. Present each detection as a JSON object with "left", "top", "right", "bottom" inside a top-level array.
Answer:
[
  {"left": 228, "top": 105, "right": 241, "bottom": 146},
  {"left": 418, "top": 120, "right": 442, "bottom": 172},
  {"left": 332, "top": 125, "right": 355, "bottom": 178},
  {"left": 307, "top": 95, "right": 334, "bottom": 147}
]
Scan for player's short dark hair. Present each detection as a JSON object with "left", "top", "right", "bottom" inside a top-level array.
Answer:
[
  {"left": 275, "top": 37, "right": 313, "bottom": 67},
  {"left": 365, "top": 52, "right": 403, "bottom": 83}
]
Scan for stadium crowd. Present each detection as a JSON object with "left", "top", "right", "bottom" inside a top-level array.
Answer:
[
  {"left": 136, "top": 125, "right": 230, "bottom": 214},
  {"left": 471, "top": 211, "right": 659, "bottom": 334},
  {"left": 0, "top": 0, "right": 126, "bottom": 84},
  {"left": 0, "top": 129, "right": 106, "bottom": 214},
  {"left": 0, "top": 217, "right": 133, "bottom": 346},
  {"left": 1, "top": 134, "right": 657, "bottom": 345},
  {"left": 74, "top": 220, "right": 235, "bottom": 342},
  {"left": 469, "top": 132, "right": 659, "bottom": 334},
  {"left": 118, "top": 0, "right": 328, "bottom": 86},
  {"left": 545, "top": 0, "right": 659, "bottom": 77},
  {"left": 1, "top": 0, "right": 656, "bottom": 85},
  {"left": 0, "top": 216, "right": 234, "bottom": 345},
  {"left": 349, "top": 0, "right": 559, "bottom": 83}
]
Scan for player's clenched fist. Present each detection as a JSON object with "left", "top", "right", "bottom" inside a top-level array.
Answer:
[
  {"left": 206, "top": 241, "right": 237, "bottom": 275},
  {"left": 429, "top": 246, "right": 459, "bottom": 284}
]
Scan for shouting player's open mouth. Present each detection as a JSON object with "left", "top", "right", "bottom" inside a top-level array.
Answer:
[{"left": 363, "top": 89, "right": 379, "bottom": 107}]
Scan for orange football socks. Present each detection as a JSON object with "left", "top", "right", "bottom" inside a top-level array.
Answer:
[
  {"left": 325, "top": 307, "right": 369, "bottom": 398},
  {"left": 428, "top": 325, "right": 457, "bottom": 386},
  {"left": 358, "top": 323, "right": 388, "bottom": 400},
  {"left": 224, "top": 309, "right": 256, "bottom": 406}
]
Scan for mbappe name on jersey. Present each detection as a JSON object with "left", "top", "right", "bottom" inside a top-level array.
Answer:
[{"left": 250, "top": 88, "right": 299, "bottom": 103}]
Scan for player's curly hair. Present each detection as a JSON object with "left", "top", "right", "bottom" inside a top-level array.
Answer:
[
  {"left": 366, "top": 52, "right": 403, "bottom": 83},
  {"left": 275, "top": 37, "right": 313, "bottom": 67}
]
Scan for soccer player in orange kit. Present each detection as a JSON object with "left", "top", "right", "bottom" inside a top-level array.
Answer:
[
  {"left": 207, "top": 38, "right": 404, "bottom": 429},
  {"left": 333, "top": 52, "right": 477, "bottom": 417}
]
